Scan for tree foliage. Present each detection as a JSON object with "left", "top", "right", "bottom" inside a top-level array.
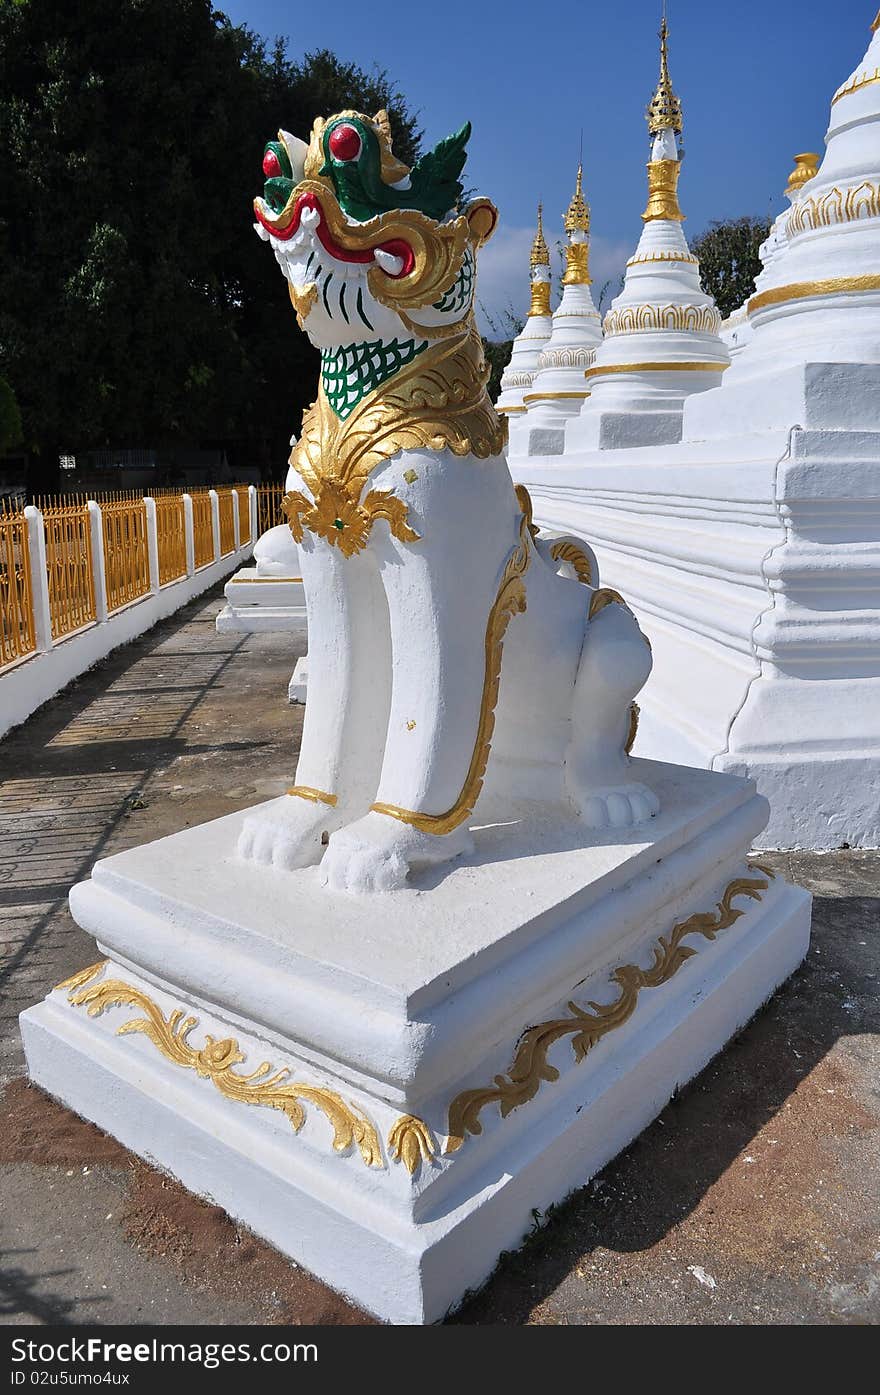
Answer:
[
  {"left": 691, "top": 216, "right": 771, "bottom": 319},
  {"left": 0, "top": 0, "right": 422, "bottom": 489},
  {"left": 0, "top": 376, "right": 22, "bottom": 450}
]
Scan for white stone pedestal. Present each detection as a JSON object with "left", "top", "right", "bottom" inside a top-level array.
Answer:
[
  {"left": 215, "top": 567, "right": 307, "bottom": 633},
  {"left": 21, "top": 760, "right": 810, "bottom": 1324}
]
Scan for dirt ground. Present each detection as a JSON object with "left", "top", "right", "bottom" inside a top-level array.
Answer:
[{"left": 1, "top": 587, "right": 878, "bottom": 1325}]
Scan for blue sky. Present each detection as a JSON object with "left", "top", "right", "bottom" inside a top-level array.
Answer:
[{"left": 225, "top": 0, "right": 876, "bottom": 329}]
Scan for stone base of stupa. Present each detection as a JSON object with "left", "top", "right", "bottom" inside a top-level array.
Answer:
[
  {"left": 564, "top": 405, "right": 685, "bottom": 452},
  {"left": 514, "top": 418, "right": 880, "bottom": 849},
  {"left": 20, "top": 759, "right": 810, "bottom": 1324},
  {"left": 215, "top": 566, "right": 307, "bottom": 633}
]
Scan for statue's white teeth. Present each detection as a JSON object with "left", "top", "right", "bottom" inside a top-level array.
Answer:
[
  {"left": 300, "top": 205, "right": 319, "bottom": 229},
  {"left": 373, "top": 247, "right": 405, "bottom": 276}
]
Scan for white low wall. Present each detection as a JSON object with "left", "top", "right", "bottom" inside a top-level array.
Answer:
[{"left": 0, "top": 487, "right": 257, "bottom": 739}]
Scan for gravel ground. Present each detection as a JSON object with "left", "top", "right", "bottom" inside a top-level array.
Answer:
[{"left": 1, "top": 587, "right": 877, "bottom": 1325}]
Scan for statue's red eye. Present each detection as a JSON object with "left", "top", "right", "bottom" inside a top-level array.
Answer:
[
  {"left": 328, "top": 124, "right": 362, "bottom": 163},
  {"left": 262, "top": 149, "right": 282, "bottom": 177}
]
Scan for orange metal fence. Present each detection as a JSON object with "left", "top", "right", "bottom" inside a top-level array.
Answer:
[
  {"left": 217, "top": 490, "right": 235, "bottom": 556},
  {"left": 257, "top": 484, "right": 285, "bottom": 536},
  {"left": 191, "top": 492, "right": 215, "bottom": 569},
  {"left": 0, "top": 484, "right": 255, "bottom": 674},
  {"left": 236, "top": 487, "right": 251, "bottom": 545},
  {"left": 102, "top": 498, "right": 150, "bottom": 611},
  {"left": 0, "top": 508, "right": 36, "bottom": 668},
  {"left": 41, "top": 501, "right": 96, "bottom": 639},
  {"left": 153, "top": 495, "right": 187, "bottom": 585}
]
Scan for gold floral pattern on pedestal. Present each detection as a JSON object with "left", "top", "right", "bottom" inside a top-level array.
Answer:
[
  {"left": 57, "top": 962, "right": 383, "bottom": 1168},
  {"left": 388, "top": 1115, "right": 438, "bottom": 1175},
  {"left": 445, "top": 870, "right": 773, "bottom": 1153}
]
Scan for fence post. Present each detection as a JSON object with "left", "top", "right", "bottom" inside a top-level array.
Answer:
[
  {"left": 182, "top": 494, "right": 195, "bottom": 576},
  {"left": 87, "top": 500, "right": 109, "bottom": 622},
  {"left": 209, "top": 489, "right": 220, "bottom": 561},
  {"left": 144, "top": 496, "right": 160, "bottom": 594},
  {"left": 231, "top": 489, "right": 241, "bottom": 551},
  {"left": 249, "top": 485, "right": 258, "bottom": 545},
  {"left": 24, "top": 506, "right": 53, "bottom": 653}
]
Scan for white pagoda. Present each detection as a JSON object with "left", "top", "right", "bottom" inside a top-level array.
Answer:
[
  {"left": 495, "top": 205, "right": 553, "bottom": 435},
  {"left": 567, "top": 16, "right": 729, "bottom": 451},
  {"left": 519, "top": 165, "right": 602, "bottom": 455}
]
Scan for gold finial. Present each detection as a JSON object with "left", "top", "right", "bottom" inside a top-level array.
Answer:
[
  {"left": 564, "top": 164, "right": 590, "bottom": 235},
  {"left": 562, "top": 165, "right": 592, "bottom": 285},
  {"left": 646, "top": 13, "right": 683, "bottom": 136},
  {"left": 528, "top": 203, "right": 552, "bottom": 316},
  {"left": 530, "top": 202, "right": 550, "bottom": 268},
  {"left": 785, "top": 151, "right": 820, "bottom": 198}
]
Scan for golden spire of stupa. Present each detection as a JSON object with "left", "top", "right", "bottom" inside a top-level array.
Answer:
[
  {"left": 646, "top": 10, "right": 683, "bottom": 136},
  {"left": 562, "top": 165, "right": 592, "bottom": 285},
  {"left": 872, "top": 9, "right": 880, "bottom": 33},
  {"left": 528, "top": 203, "right": 552, "bottom": 317},
  {"left": 530, "top": 202, "right": 550, "bottom": 268},
  {"left": 643, "top": 12, "right": 685, "bottom": 223}
]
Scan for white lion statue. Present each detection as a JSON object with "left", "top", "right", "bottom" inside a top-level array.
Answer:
[{"left": 241, "top": 109, "right": 658, "bottom": 892}]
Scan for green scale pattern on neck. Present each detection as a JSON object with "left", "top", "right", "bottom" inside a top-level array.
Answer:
[{"left": 322, "top": 337, "right": 429, "bottom": 419}]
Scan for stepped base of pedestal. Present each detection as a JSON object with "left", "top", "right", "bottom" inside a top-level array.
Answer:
[
  {"left": 20, "top": 761, "right": 811, "bottom": 1323},
  {"left": 215, "top": 567, "right": 307, "bottom": 632}
]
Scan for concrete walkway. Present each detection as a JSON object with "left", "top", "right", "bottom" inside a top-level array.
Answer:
[{"left": 1, "top": 587, "right": 878, "bottom": 1325}]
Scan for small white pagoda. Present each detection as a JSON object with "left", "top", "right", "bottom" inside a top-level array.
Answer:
[
  {"left": 566, "top": 16, "right": 729, "bottom": 451},
  {"left": 720, "top": 153, "right": 821, "bottom": 358},
  {"left": 495, "top": 205, "right": 553, "bottom": 439},
  {"left": 518, "top": 165, "right": 602, "bottom": 455}
]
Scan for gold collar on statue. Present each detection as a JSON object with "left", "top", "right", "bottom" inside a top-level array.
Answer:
[{"left": 284, "top": 317, "right": 507, "bottom": 558}]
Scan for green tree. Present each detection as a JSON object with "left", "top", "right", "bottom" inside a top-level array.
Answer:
[
  {"left": 691, "top": 216, "right": 771, "bottom": 319},
  {"left": 0, "top": 376, "right": 22, "bottom": 450},
  {"left": 0, "top": 1, "right": 421, "bottom": 490}
]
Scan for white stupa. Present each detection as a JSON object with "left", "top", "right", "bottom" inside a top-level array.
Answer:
[
  {"left": 721, "top": 152, "right": 821, "bottom": 359},
  {"left": 495, "top": 205, "right": 553, "bottom": 437},
  {"left": 687, "top": 10, "right": 880, "bottom": 437},
  {"left": 566, "top": 16, "right": 729, "bottom": 451},
  {"left": 518, "top": 165, "right": 603, "bottom": 455}
]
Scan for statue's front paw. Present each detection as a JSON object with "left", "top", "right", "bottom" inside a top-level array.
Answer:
[
  {"left": 320, "top": 810, "right": 473, "bottom": 894},
  {"left": 577, "top": 782, "right": 660, "bottom": 831},
  {"left": 237, "top": 796, "right": 338, "bottom": 871}
]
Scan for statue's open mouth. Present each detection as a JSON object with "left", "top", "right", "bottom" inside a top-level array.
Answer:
[{"left": 254, "top": 189, "right": 414, "bottom": 279}]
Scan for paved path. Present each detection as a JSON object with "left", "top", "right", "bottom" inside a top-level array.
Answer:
[{"left": 1, "top": 588, "right": 878, "bottom": 1324}]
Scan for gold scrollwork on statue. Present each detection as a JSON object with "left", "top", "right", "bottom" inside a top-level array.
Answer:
[
  {"left": 603, "top": 302, "right": 721, "bottom": 336},
  {"left": 787, "top": 180, "right": 880, "bottom": 236},
  {"left": 445, "top": 870, "right": 773, "bottom": 1152},
  {"left": 388, "top": 1115, "right": 438, "bottom": 1175},
  {"left": 549, "top": 538, "right": 594, "bottom": 586},
  {"left": 370, "top": 489, "right": 535, "bottom": 835},
  {"left": 288, "top": 281, "right": 318, "bottom": 330},
  {"left": 58, "top": 963, "right": 383, "bottom": 1168},
  {"left": 287, "top": 322, "right": 506, "bottom": 557},
  {"left": 625, "top": 700, "right": 640, "bottom": 754}
]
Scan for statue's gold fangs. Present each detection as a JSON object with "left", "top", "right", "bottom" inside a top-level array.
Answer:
[{"left": 244, "top": 107, "right": 660, "bottom": 893}]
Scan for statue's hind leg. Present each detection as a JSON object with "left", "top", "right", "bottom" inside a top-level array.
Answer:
[
  {"left": 238, "top": 527, "right": 391, "bottom": 870},
  {"left": 321, "top": 451, "right": 518, "bottom": 893},
  {"left": 564, "top": 594, "right": 659, "bottom": 828}
]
